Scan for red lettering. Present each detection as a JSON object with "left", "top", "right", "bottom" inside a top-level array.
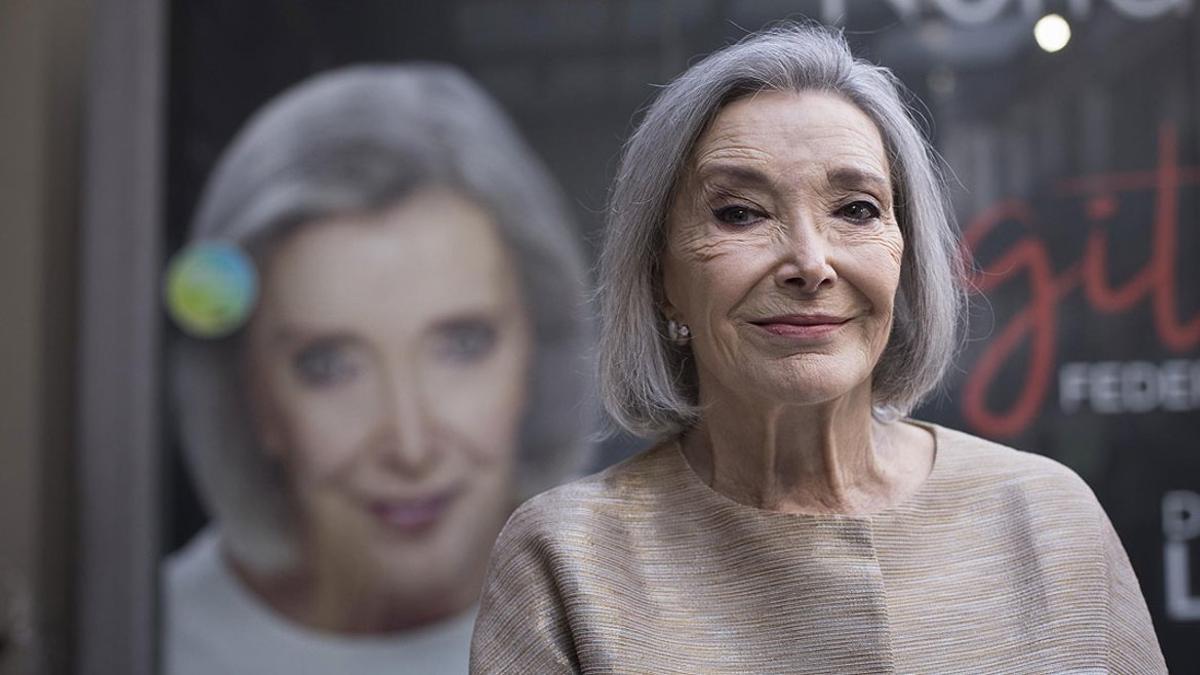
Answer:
[
  {"left": 1150, "top": 125, "right": 1200, "bottom": 350},
  {"left": 960, "top": 122, "right": 1199, "bottom": 438},
  {"left": 961, "top": 202, "right": 1080, "bottom": 437}
]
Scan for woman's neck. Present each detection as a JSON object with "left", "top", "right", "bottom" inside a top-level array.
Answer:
[
  {"left": 680, "top": 382, "right": 933, "bottom": 515},
  {"left": 226, "top": 547, "right": 476, "bottom": 636}
]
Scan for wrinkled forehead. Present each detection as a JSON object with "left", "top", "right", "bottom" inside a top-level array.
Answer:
[{"left": 685, "top": 89, "right": 891, "bottom": 187}]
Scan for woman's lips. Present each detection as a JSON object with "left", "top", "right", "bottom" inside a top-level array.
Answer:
[
  {"left": 367, "top": 488, "right": 460, "bottom": 534},
  {"left": 751, "top": 315, "right": 850, "bottom": 339}
]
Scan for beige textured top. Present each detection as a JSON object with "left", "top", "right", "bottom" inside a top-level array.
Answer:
[{"left": 470, "top": 423, "right": 1166, "bottom": 674}]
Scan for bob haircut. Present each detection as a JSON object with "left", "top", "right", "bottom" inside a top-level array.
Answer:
[
  {"left": 598, "top": 23, "right": 966, "bottom": 438},
  {"left": 173, "top": 64, "right": 594, "bottom": 573}
]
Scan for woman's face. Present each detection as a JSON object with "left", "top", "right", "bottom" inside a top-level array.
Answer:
[
  {"left": 661, "top": 90, "right": 903, "bottom": 409},
  {"left": 243, "top": 189, "right": 531, "bottom": 614}
]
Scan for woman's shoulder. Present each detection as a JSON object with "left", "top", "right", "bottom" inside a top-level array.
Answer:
[
  {"left": 931, "top": 423, "right": 1090, "bottom": 481},
  {"left": 162, "top": 528, "right": 266, "bottom": 673},
  {"left": 924, "top": 422, "right": 1104, "bottom": 517}
]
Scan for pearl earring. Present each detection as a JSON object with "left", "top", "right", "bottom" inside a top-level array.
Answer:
[{"left": 667, "top": 319, "right": 692, "bottom": 344}]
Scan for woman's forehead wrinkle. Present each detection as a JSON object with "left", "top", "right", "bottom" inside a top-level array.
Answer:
[
  {"left": 692, "top": 118, "right": 887, "bottom": 196},
  {"left": 691, "top": 111, "right": 775, "bottom": 167},
  {"left": 690, "top": 142, "right": 776, "bottom": 183}
]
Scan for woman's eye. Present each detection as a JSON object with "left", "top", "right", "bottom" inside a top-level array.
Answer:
[
  {"left": 837, "top": 200, "right": 881, "bottom": 222},
  {"left": 434, "top": 320, "right": 498, "bottom": 363},
  {"left": 293, "top": 341, "right": 359, "bottom": 387},
  {"left": 712, "top": 205, "right": 763, "bottom": 227}
]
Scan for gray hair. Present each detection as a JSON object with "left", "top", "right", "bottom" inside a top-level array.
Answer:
[
  {"left": 598, "top": 24, "right": 966, "bottom": 439},
  {"left": 173, "top": 64, "right": 594, "bottom": 573}
]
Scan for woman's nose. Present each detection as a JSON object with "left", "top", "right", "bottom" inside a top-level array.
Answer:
[
  {"left": 773, "top": 215, "right": 837, "bottom": 293},
  {"left": 379, "top": 376, "right": 437, "bottom": 476}
]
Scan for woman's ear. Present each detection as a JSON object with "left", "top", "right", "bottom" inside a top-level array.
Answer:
[
  {"left": 660, "top": 303, "right": 679, "bottom": 324},
  {"left": 653, "top": 255, "right": 682, "bottom": 324},
  {"left": 658, "top": 276, "right": 688, "bottom": 329}
]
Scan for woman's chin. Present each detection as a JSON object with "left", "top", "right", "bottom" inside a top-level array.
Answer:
[
  {"left": 731, "top": 365, "right": 872, "bottom": 409},
  {"left": 366, "top": 545, "right": 472, "bottom": 592}
]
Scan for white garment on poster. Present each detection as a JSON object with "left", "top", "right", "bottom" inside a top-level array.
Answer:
[{"left": 163, "top": 528, "right": 475, "bottom": 675}]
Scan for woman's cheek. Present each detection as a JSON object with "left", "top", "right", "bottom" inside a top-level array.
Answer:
[
  {"left": 665, "top": 223, "right": 764, "bottom": 315},
  {"left": 864, "top": 223, "right": 905, "bottom": 272},
  {"left": 849, "top": 231, "right": 903, "bottom": 290},
  {"left": 285, "top": 383, "right": 380, "bottom": 478},
  {"left": 863, "top": 245, "right": 904, "bottom": 357},
  {"left": 446, "top": 368, "right": 527, "bottom": 463}
]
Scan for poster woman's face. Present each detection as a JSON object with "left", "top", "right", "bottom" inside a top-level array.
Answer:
[{"left": 242, "top": 189, "right": 532, "bottom": 625}]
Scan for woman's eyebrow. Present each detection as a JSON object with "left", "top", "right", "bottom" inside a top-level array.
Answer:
[
  {"left": 269, "top": 325, "right": 352, "bottom": 346},
  {"left": 693, "top": 162, "right": 774, "bottom": 190},
  {"left": 826, "top": 166, "right": 890, "bottom": 195}
]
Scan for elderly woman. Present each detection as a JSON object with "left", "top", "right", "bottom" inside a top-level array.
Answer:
[
  {"left": 163, "top": 65, "right": 591, "bottom": 674},
  {"left": 471, "top": 25, "right": 1166, "bottom": 674}
]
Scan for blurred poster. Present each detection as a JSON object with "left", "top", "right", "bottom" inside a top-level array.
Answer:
[{"left": 160, "top": 6, "right": 593, "bottom": 673}]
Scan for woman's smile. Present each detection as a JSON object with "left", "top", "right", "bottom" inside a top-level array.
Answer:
[
  {"left": 365, "top": 485, "right": 464, "bottom": 535},
  {"left": 749, "top": 314, "right": 854, "bottom": 341}
]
